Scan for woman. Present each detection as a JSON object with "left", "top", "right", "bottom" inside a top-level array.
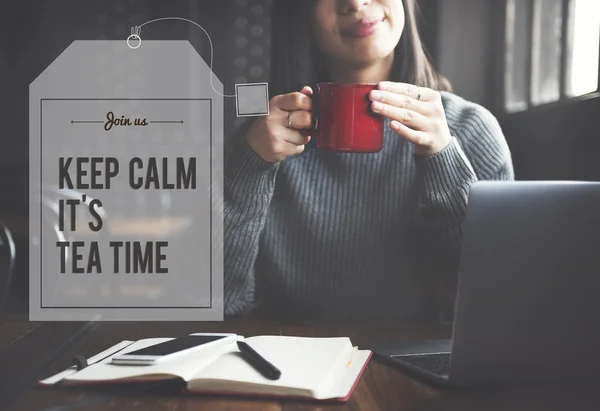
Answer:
[{"left": 223, "top": 0, "right": 514, "bottom": 320}]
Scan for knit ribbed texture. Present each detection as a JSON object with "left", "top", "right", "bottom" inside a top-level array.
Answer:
[{"left": 223, "top": 92, "right": 514, "bottom": 320}]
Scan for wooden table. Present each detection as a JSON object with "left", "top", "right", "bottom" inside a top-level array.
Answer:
[
  {"left": 1, "top": 316, "right": 598, "bottom": 411},
  {"left": 0, "top": 315, "right": 40, "bottom": 352}
]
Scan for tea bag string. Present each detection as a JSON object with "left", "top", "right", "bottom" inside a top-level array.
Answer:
[{"left": 133, "top": 17, "right": 237, "bottom": 98}]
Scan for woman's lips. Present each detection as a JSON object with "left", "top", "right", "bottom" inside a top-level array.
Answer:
[{"left": 342, "top": 17, "right": 384, "bottom": 38}]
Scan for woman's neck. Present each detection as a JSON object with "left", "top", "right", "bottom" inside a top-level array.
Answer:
[{"left": 327, "top": 53, "right": 394, "bottom": 83}]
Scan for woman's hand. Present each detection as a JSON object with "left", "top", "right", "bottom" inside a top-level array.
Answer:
[
  {"left": 245, "top": 86, "right": 314, "bottom": 163},
  {"left": 369, "top": 82, "right": 452, "bottom": 156}
]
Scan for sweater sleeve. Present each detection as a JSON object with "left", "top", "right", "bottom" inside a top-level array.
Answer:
[
  {"left": 412, "top": 98, "right": 514, "bottom": 319},
  {"left": 223, "top": 132, "right": 279, "bottom": 316}
]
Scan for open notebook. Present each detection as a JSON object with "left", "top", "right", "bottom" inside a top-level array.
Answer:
[{"left": 39, "top": 335, "right": 372, "bottom": 402}]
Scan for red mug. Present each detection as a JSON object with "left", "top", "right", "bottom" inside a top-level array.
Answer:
[{"left": 308, "top": 83, "right": 384, "bottom": 152}]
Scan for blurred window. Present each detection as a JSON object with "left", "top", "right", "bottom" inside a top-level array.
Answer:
[{"left": 503, "top": 0, "right": 600, "bottom": 112}]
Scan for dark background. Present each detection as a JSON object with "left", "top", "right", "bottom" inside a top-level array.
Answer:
[{"left": 1, "top": 0, "right": 599, "bottom": 314}]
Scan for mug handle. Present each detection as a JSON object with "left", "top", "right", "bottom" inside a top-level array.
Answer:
[{"left": 298, "top": 84, "right": 319, "bottom": 138}]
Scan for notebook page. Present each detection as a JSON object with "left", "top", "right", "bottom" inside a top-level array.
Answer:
[
  {"left": 312, "top": 345, "right": 358, "bottom": 398},
  {"left": 192, "top": 336, "right": 353, "bottom": 394},
  {"left": 64, "top": 338, "right": 233, "bottom": 383},
  {"left": 323, "top": 350, "right": 372, "bottom": 399}
]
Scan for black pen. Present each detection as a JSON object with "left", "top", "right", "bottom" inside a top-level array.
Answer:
[{"left": 237, "top": 341, "right": 281, "bottom": 380}]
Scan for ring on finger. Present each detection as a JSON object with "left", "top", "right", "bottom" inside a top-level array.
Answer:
[
  {"left": 287, "top": 111, "right": 293, "bottom": 128},
  {"left": 416, "top": 88, "right": 422, "bottom": 101}
]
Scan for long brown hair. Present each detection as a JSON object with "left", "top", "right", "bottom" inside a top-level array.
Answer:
[{"left": 269, "top": 0, "right": 452, "bottom": 97}]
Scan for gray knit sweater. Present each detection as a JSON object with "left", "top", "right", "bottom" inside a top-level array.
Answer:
[{"left": 223, "top": 92, "right": 514, "bottom": 320}]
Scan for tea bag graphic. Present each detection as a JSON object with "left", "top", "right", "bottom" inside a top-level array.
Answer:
[{"left": 29, "top": 41, "right": 224, "bottom": 321}]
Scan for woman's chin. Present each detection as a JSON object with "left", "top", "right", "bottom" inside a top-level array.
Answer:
[
  {"left": 341, "top": 42, "right": 394, "bottom": 62},
  {"left": 344, "top": 51, "right": 393, "bottom": 67}
]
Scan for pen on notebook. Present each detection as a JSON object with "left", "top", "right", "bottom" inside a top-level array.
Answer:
[{"left": 237, "top": 341, "right": 281, "bottom": 380}]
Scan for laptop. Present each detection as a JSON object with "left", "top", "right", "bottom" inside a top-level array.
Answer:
[{"left": 369, "top": 180, "right": 600, "bottom": 387}]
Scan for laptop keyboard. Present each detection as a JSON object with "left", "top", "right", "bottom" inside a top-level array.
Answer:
[{"left": 392, "top": 353, "right": 451, "bottom": 376}]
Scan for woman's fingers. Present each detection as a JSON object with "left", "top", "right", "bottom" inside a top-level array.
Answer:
[
  {"left": 264, "top": 108, "right": 311, "bottom": 145},
  {"left": 378, "top": 81, "right": 440, "bottom": 102},
  {"left": 371, "top": 101, "right": 429, "bottom": 131},
  {"left": 370, "top": 89, "right": 429, "bottom": 115},
  {"left": 389, "top": 121, "right": 431, "bottom": 147},
  {"left": 369, "top": 81, "right": 452, "bottom": 155},
  {"left": 247, "top": 87, "right": 316, "bottom": 163},
  {"left": 285, "top": 110, "right": 313, "bottom": 130},
  {"left": 300, "top": 86, "right": 313, "bottom": 96},
  {"left": 281, "top": 128, "right": 311, "bottom": 145},
  {"left": 273, "top": 91, "right": 313, "bottom": 111},
  {"left": 281, "top": 110, "right": 312, "bottom": 145}
]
